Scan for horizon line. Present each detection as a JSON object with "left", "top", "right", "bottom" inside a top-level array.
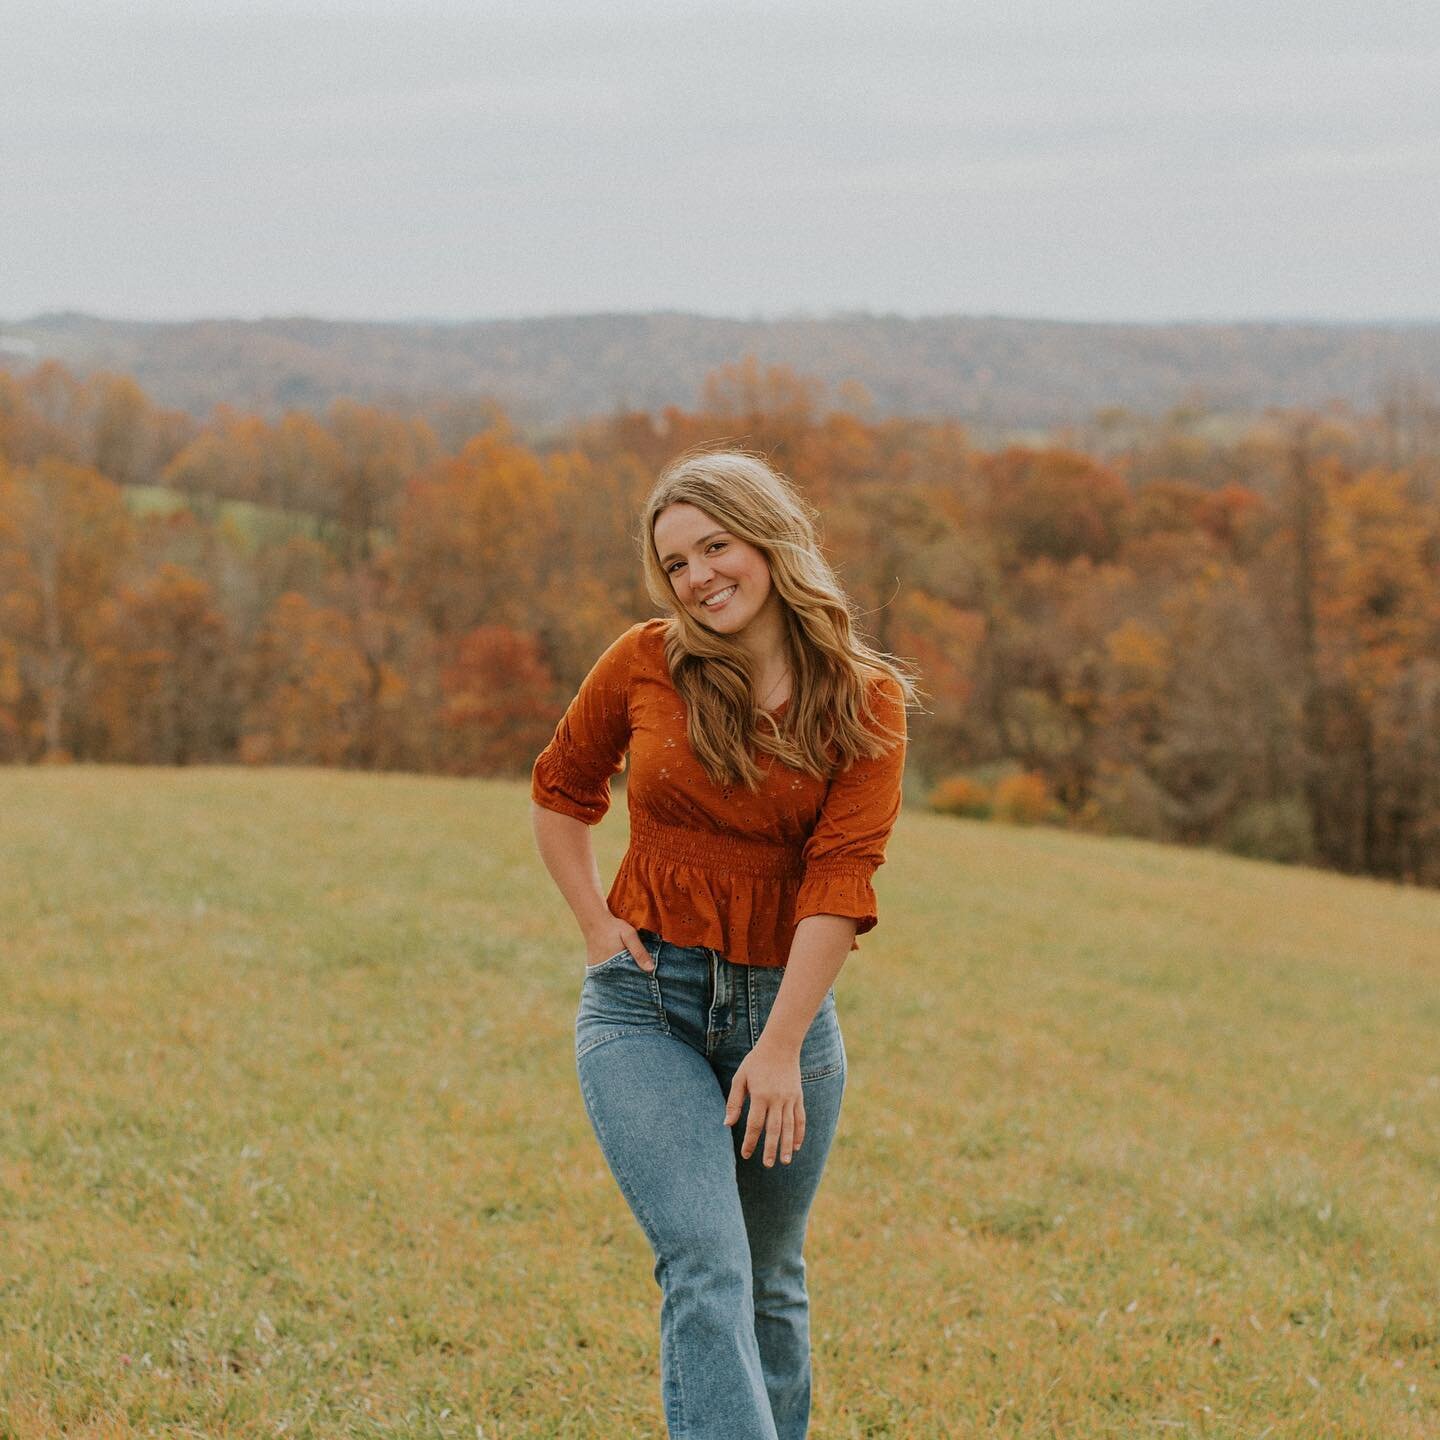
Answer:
[{"left": 6, "top": 306, "right": 1440, "bottom": 331}]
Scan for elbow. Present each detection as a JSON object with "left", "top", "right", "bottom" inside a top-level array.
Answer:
[{"left": 531, "top": 799, "right": 594, "bottom": 830}]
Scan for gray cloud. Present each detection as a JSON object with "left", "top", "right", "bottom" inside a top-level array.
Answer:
[{"left": 3, "top": 0, "right": 1437, "bottom": 322}]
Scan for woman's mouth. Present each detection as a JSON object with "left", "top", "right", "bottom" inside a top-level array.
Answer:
[{"left": 700, "top": 584, "right": 737, "bottom": 613}]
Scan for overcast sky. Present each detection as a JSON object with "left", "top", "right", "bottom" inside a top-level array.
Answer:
[{"left": 4, "top": 0, "right": 1438, "bottom": 325}]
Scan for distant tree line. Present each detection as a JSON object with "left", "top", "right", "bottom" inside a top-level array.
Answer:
[
  {"left": 2, "top": 357, "right": 1439, "bottom": 886},
  {"left": 7, "top": 309, "right": 1440, "bottom": 432}
]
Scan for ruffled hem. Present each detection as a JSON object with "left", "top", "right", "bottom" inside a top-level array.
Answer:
[
  {"left": 605, "top": 847, "right": 793, "bottom": 967},
  {"left": 606, "top": 847, "right": 870, "bottom": 968},
  {"left": 795, "top": 863, "right": 878, "bottom": 936}
]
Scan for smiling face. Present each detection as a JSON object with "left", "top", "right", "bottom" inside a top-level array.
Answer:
[{"left": 653, "top": 502, "right": 780, "bottom": 637}]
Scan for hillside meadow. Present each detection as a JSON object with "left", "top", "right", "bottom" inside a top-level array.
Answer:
[{"left": 1, "top": 766, "right": 1437, "bottom": 1438}]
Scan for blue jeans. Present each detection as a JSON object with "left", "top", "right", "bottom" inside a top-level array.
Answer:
[{"left": 574, "top": 927, "right": 848, "bottom": 1440}]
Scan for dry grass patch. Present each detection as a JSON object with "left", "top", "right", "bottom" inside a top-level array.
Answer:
[{"left": 1, "top": 766, "right": 1437, "bottom": 1437}]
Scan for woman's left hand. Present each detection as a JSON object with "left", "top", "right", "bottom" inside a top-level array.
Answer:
[{"left": 724, "top": 1041, "right": 806, "bottom": 1166}]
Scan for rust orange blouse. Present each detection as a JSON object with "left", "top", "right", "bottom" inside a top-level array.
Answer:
[{"left": 531, "top": 618, "right": 907, "bottom": 968}]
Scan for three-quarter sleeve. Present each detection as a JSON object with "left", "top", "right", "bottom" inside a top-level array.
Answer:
[
  {"left": 531, "top": 624, "right": 639, "bottom": 824},
  {"left": 793, "top": 675, "right": 908, "bottom": 935}
]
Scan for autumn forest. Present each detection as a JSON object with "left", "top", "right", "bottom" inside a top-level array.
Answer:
[{"left": 2, "top": 357, "right": 1439, "bottom": 888}]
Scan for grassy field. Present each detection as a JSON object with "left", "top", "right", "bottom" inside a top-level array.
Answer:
[
  {"left": 1, "top": 766, "right": 1437, "bottom": 1438},
  {"left": 121, "top": 485, "right": 390, "bottom": 556}
]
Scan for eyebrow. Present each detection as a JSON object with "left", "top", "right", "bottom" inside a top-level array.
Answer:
[{"left": 658, "top": 530, "right": 730, "bottom": 565}]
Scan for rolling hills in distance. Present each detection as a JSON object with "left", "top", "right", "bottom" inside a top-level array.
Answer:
[{"left": 3, "top": 309, "right": 1438, "bottom": 437}]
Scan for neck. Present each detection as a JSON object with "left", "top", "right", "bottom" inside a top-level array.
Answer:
[{"left": 734, "top": 589, "right": 789, "bottom": 675}]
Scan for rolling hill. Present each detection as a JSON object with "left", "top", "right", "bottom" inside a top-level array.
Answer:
[{"left": 3, "top": 308, "right": 1438, "bottom": 433}]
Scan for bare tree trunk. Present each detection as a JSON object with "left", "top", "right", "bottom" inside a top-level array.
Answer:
[
  {"left": 1359, "top": 706, "right": 1377, "bottom": 874},
  {"left": 34, "top": 494, "right": 68, "bottom": 758},
  {"left": 1285, "top": 417, "right": 1335, "bottom": 863}
]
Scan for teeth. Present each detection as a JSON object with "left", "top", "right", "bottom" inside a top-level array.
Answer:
[{"left": 702, "top": 586, "right": 736, "bottom": 607}]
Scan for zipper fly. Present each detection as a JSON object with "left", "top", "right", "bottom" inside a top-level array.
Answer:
[{"left": 704, "top": 948, "right": 732, "bottom": 1054}]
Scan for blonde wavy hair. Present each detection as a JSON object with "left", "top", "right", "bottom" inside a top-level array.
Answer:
[{"left": 638, "top": 447, "right": 923, "bottom": 790}]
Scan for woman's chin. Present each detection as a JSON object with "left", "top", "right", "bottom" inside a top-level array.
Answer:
[{"left": 694, "top": 601, "right": 744, "bottom": 629}]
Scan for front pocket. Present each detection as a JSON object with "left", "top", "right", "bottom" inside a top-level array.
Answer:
[
  {"left": 746, "top": 968, "right": 845, "bottom": 1080},
  {"left": 798, "top": 994, "right": 845, "bottom": 1083},
  {"left": 583, "top": 948, "right": 630, "bottom": 975},
  {"left": 575, "top": 945, "right": 669, "bottom": 1058}
]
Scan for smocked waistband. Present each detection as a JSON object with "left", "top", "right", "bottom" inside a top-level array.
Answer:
[{"left": 627, "top": 812, "right": 805, "bottom": 879}]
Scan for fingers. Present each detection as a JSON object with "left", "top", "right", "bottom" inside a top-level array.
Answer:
[
  {"left": 743, "top": 1100, "right": 805, "bottom": 1167},
  {"left": 743, "top": 1104, "right": 766, "bottom": 1162},
  {"left": 724, "top": 1063, "right": 806, "bottom": 1167},
  {"left": 623, "top": 925, "right": 654, "bottom": 971},
  {"left": 726, "top": 1065, "right": 765, "bottom": 1155},
  {"left": 771, "top": 1107, "right": 795, "bottom": 1167},
  {"left": 723, "top": 1070, "right": 744, "bottom": 1128}
]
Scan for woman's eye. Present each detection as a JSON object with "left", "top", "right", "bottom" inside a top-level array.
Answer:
[{"left": 666, "top": 541, "right": 724, "bottom": 575}]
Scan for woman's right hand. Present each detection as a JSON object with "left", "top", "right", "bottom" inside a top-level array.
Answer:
[{"left": 582, "top": 915, "right": 655, "bottom": 972}]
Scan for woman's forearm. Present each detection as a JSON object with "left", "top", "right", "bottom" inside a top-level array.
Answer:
[
  {"left": 530, "top": 801, "right": 613, "bottom": 936},
  {"left": 759, "top": 914, "right": 856, "bottom": 1056}
]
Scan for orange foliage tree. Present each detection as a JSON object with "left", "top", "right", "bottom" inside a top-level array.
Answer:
[
  {"left": 86, "top": 563, "right": 233, "bottom": 763},
  {"left": 697, "top": 357, "right": 824, "bottom": 474},
  {"left": 438, "top": 624, "right": 556, "bottom": 776},
  {"left": 3, "top": 354, "right": 1439, "bottom": 886},
  {"left": 238, "top": 593, "right": 371, "bottom": 766},
  {"left": 162, "top": 405, "right": 270, "bottom": 509},
  {"left": 1310, "top": 465, "right": 1440, "bottom": 873},
  {"left": 980, "top": 446, "right": 1130, "bottom": 568},
  {"left": 0, "top": 457, "right": 132, "bottom": 759},
  {"left": 325, "top": 400, "right": 438, "bottom": 567},
  {"left": 395, "top": 427, "right": 560, "bottom": 634}
]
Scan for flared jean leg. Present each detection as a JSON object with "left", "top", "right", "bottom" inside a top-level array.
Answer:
[
  {"left": 574, "top": 932, "right": 846, "bottom": 1439},
  {"left": 577, "top": 1028, "right": 780, "bottom": 1440},
  {"left": 730, "top": 1063, "right": 846, "bottom": 1440}
]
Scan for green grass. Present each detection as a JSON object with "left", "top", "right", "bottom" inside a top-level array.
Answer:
[
  {"left": 124, "top": 483, "right": 323, "bottom": 552},
  {"left": 1, "top": 766, "right": 1437, "bottom": 1438},
  {"left": 121, "top": 484, "right": 392, "bottom": 555}
]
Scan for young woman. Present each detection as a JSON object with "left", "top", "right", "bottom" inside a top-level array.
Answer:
[{"left": 530, "top": 449, "right": 918, "bottom": 1440}]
